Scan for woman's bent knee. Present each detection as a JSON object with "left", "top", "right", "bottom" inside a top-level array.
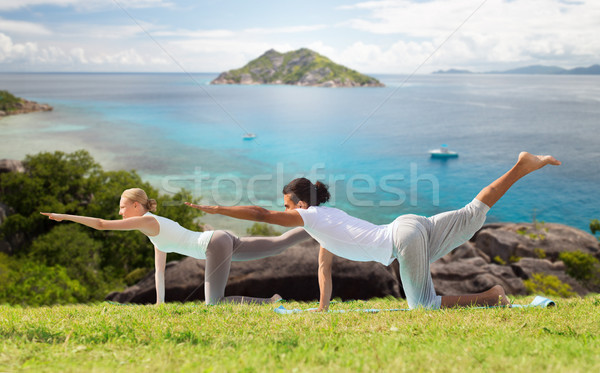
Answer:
[{"left": 207, "top": 230, "right": 234, "bottom": 254}]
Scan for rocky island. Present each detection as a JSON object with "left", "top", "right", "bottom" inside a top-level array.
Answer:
[
  {"left": 0, "top": 90, "right": 53, "bottom": 118},
  {"left": 211, "top": 48, "right": 384, "bottom": 87}
]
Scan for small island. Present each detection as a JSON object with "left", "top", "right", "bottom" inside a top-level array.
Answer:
[
  {"left": 211, "top": 48, "right": 384, "bottom": 87},
  {"left": 0, "top": 90, "right": 53, "bottom": 118}
]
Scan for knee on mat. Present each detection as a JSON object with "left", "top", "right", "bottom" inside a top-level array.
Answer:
[
  {"left": 205, "top": 297, "right": 221, "bottom": 306},
  {"left": 408, "top": 295, "right": 442, "bottom": 310}
]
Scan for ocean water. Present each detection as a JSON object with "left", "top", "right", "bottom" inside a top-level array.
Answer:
[{"left": 1, "top": 73, "right": 598, "bottom": 233}]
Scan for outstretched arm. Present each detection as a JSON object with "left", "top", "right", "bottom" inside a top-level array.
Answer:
[
  {"left": 40, "top": 212, "right": 159, "bottom": 236},
  {"left": 317, "top": 246, "right": 334, "bottom": 312},
  {"left": 185, "top": 203, "right": 304, "bottom": 227},
  {"left": 154, "top": 247, "right": 167, "bottom": 305}
]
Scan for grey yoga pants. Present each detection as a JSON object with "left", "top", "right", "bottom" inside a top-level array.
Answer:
[
  {"left": 392, "top": 199, "right": 490, "bottom": 310},
  {"left": 204, "top": 227, "right": 311, "bottom": 304}
]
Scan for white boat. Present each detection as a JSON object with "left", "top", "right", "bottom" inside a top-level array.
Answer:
[
  {"left": 429, "top": 144, "right": 458, "bottom": 158},
  {"left": 243, "top": 133, "right": 257, "bottom": 140}
]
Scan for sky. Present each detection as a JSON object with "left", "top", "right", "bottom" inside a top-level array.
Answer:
[{"left": 0, "top": 0, "right": 598, "bottom": 74}]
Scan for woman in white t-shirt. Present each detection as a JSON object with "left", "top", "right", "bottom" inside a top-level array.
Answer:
[
  {"left": 42, "top": 188, "right": 311, "bottom": 305},
  {"left": 187, "top": 152, "right": 561, "bottom": 311}
]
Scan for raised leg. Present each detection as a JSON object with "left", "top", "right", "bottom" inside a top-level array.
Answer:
[
  {"left": 475, "top": 152, "right": 561, "bottom": 208},
  {"left": 440, "top": 285, "right": 511, "bottom": 308}
]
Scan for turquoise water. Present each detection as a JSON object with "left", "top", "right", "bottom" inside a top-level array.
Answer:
[{"left": 1, "top": 73, "right": 598, "bottom": 232}]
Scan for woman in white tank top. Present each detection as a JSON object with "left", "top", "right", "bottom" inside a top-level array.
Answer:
[
  {"left": 42, "top": 187, "right": 311, "bottom": 305},
  {"left": 187, "top": 152, "right": 561, "bottom": 311}
]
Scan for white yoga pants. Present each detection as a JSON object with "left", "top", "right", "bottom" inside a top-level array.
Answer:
[{"left": 392, "top": 199, "right": 490, "bottom": 309}]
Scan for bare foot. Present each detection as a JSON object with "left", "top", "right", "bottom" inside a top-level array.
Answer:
[
  {"left": 517, "top": 152, "right": 561, "bottom": 174},
  {"left": 270, "top": 294, "right": 283, "bottom": 303},
  {"left": 487, "top": 285, "right": 511, "bottom": 307}
]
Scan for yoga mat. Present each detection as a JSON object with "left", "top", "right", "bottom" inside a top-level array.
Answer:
[{"left": 273, "top": 295, "right": 556, "bottom": 314}]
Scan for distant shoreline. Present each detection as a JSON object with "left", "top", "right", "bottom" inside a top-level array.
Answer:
[
  {"left": 434, "top": 64, "right": 600, "bottom": 75},
  {"left": 0, "top": 100, "right": 53, "bottom": 118},
  {"left": 0, "top": 91, "right": 53, "bottom": 118}
]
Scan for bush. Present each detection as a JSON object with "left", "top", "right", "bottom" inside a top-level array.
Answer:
[
  {"left": 509, "top": 255, "right": 522, "bottom": 263},
  {"left": 493, "top": 256, "right": 506, "bottom": 265},
  {"left": 246, "top": 222, "right": 281, "bottom": 237},
  {"left": 0, "top": 90, "right": 22, "bottom": 112},
  {"left": 124, "top": 267, "right": 151, "bottom": 286},
  {"left": 523, "top": 273, "right": 576, "bottom": 298},
  {"left": 591, "top": 219, "right": 600, "bottom": 237},
  {"left": 0, "top": 253, "right": 87, "bottom": 306},
  {"left": 534, "top": 248, "right": 546, "bottom": 259},
  {"left": 28, "top": 224, "right": 118, "bottom": 301},
  {"left": 559, "top": 251, "right": 599, "bottom": 282},
  {"left": 559, "top": 250, "right": 600, "bottom": 292}
]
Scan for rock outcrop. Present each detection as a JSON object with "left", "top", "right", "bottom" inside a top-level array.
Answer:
[
  {"left": 106, "top": 239, "right": 401, "bottom": 304},
  {"left": 106, "top": 222, "right": 600, "bottom": 303},
  {"left": 0, "top": 99, "right": 52, "bottom": 118},
  {"left": 211, "top": 48, "right": 384, "bottom": 88},
  {"left": 510, "top": 257, "right": 588, "bottom": 295},
  {"left": 0, "top": 159, "right": 25, "bottom": 174},
  {"left": 431, "top": 242, "right": 527, "bottom": 296},
  {"left": 473, "top": 222, "right": 599, "bottom": 262}
]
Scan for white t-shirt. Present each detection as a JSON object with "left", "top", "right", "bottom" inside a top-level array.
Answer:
[{"left": 295, "top": 206, "right": 394, "bottom": 265}]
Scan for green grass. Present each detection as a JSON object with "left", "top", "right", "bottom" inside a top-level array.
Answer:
[{"left": 1, "top": 296, "right": 599, "bottom": 372}]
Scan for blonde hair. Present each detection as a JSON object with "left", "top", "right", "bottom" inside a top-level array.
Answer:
[{"left": 122, "top": 188, "right": 157, "bottom": 212}]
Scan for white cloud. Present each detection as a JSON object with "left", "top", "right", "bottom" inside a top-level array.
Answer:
[
  {"left": 0, "top": 32, "right": 169, "bottom": 70},
  {"left": 335, "top": 0, "right": 600, "bottom": 71},
  {"left": 69, "top": 47, "right": 87, "bottom": 63},
  {"left": 0, "top": 0, "right": 598, "bottom": 72},
  {"left": 0, "top": 32, "right": 39, "bottom": 62},
  {"left": 0, "top": 18, "right": 52, "bottom": 36},
  {"left": 305, "top": 41, "right": 337, "bottom": 60},
  {"left": 245, "top": 25, "right": 328, "bottom": 35},
  {"left": 61, "top": 23, "right": 150, "bottom": 39},
  {"left": 333, "top": 40, "right": 436, "bottom": 73},
  {"left": 169, "top": 38, "right": 296, "bottom": 71}
]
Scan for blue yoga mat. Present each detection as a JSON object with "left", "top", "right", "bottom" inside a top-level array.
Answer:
[{"left": 273, "top": 295, "right": 556, "bottom": 314}]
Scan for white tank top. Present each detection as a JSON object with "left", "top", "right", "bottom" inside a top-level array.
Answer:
[
  {"left": 295, "top": 206, "right": 394, "bottom": 265},
  {"left": 145, "top": 212, "right": 214, "bottom": 259}
]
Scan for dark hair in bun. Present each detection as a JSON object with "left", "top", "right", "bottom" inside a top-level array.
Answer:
[{"left": 282, "top": 177, "right": 330, "bottom": 206}]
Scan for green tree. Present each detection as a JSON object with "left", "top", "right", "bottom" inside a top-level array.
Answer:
[{"left": 0, "top": 150, "right": 102, "bottom": 251}]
